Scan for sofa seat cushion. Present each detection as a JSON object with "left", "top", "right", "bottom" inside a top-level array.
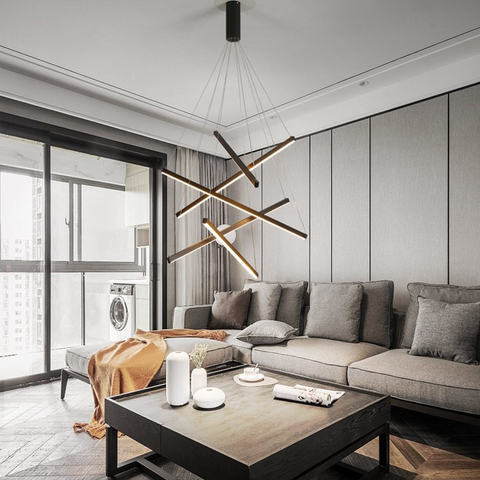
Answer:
[
  {"left": 223, "top": 329, "right": 253, "bottom": 364},
  {"left": 251, "top": 337, "right": 387, "bottom": 385},
  {"left": 65, "top": 337, "right": 233, "bottom": 382},
  {"left": 348, "top": 348, "right": 480, "bottom": 415},
  {"left": 65, "top": 342, "right": 111, "bottom": 377}
]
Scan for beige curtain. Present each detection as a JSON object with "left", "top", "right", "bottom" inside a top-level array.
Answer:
[
  {"left": 199, "top": 152, "right": 231, "bottom": 304},
  {"left": 174, "top": 148, "right": 203, "bottom": 306},
  {"left": 174, "top": 148, "right": 230, "bottom": 306}
]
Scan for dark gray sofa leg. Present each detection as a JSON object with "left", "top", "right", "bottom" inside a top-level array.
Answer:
[{"left": 60, "top": 369, "right": 69, "bottom": 399}]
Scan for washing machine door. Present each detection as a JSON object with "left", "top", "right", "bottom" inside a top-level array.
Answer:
[{"left": 110, "top": 296, "right": 128, "bottom": 331}]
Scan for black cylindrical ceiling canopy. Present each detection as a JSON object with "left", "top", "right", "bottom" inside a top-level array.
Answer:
[{"left": 226, "top": 1, "right": 241, "bottom": 42}]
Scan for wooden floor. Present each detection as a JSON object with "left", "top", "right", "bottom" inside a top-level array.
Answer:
[{"left": 1, "top": 378, "right": 479, "bottom": 480}]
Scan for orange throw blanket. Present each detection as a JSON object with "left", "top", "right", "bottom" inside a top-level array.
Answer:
[{"left": 73, "top": 328, "right": 227, "bottom": 439}]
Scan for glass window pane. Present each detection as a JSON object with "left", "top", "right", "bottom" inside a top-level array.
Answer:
[
  {"left": 51, "top": 273, "right": 82, "bottom": 370},
  {"left": 0, "top": 273, "right": 44, "bottom": 380},
  {"left": 1, "top": 172, "right": 43, "bottom": 261},
  {"left": 0, "top": 134, "right": 45, "bottom": 381},
  {"left": 82, "top": 185, "right": 135, "bottom": 262}
]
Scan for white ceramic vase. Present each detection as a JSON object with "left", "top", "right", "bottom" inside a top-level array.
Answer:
[
  {"left": 166, "top": 351, "right": 190, "bottom": 406},
  {"left": 191, "top": 367, "right": 207, "bottom": 396}
]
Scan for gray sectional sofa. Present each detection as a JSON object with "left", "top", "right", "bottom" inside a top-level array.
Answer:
[{"left": 62, "top": 280, "right": 480, "bottom": 426}]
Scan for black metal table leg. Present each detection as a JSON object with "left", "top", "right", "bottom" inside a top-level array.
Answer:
[
  {"left": 379, "top": 423, "right": 390, "bottom": 473},
  {"left": 106, "top": 425, "right": 118, "bottom": 478}
]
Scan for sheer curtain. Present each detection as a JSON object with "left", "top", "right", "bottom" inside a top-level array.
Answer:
[
  {"left": 199, "top": 152, "right": 231, "bottom": 304},
  {"left": 174, "top": 148, "right": 230, "bottom": 306}
]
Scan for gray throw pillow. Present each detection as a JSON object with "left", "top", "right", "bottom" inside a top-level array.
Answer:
[
  {"left": 244, "top": 279, "right": 307, "bottom": 332},
  {"left": 305, "top": 283, "right": 364, "bottom": 342},
  {"left": 401, "top": 283, "right": 480, "bottom": 359},
  {"left": 243, "top": 282, "right": 282, "bottom": 325},
  {"left": 409, "top": 297, "right": 480, "bottom": 365},
  {"left": 339, "top": 280, "right": 394, "bottom": 347},
  {"left": 236, "top": 320, "right": 297, "bottom": 345},
  {"left": 209, "top": 290, "right": 252, "bottom": 330}
]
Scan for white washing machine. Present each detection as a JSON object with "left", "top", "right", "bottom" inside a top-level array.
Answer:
[{"left": 109, "top": 283, "right": 136, "bottom": 341}]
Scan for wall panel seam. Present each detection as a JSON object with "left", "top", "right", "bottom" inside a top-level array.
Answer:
[
  {"left": 330, "top": 129, "right": 333, "bottom": 283},
  {"left": 369, "top": 117, "right": 372, "bottom": 282},
  {"left": 447, "top": 93, "right": 450, "bottom": 285},
  {"left": 308, "top": 135, "right": 311, "bottom": 289}
]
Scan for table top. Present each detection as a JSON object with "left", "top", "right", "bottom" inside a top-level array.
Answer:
[{"left": 108, "top": 366, "right": 389, "bottom": 472}]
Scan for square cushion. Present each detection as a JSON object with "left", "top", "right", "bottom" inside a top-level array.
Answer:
[
  {"left": 236, "top": 320, "right": 297, "bottom": 345},
  {"left": 305, "top": 283, "right": 364, "bottom": 342},
  {"left": 401, "top": 283, "right": 480, "bottom": 358},
  {"left": 244, "top": 279, "right": 307, "bottom": 332},
  {"left": 209, "top": 289, "right": 252, "bottom": 329},
  {"left": 409, "top": 297, "right": 480, "bottom": 364},
  {"left": 349, "top": 348, "right": 480, "bottom": 415},
  {"left": 252, "top": 337, "right": 387, "bottom": 385},
  {"left": 329, "top": 281, "right": 394, "bottom": 347},
  {"left": 65, "top": 338, "right": 233, "bottom": 381},
  {"left": 243, "top": 281, "right": 282, "bottom": 325},
  {"left": 358, "top": 280, "right": 394, "bottom": 347}
]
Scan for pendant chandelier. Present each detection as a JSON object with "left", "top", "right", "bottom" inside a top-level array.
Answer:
[{"left": 164, "top": 0, "right": 307, "bottom": 278}]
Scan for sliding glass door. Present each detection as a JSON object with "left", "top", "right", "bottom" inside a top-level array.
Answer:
[{"left": 0, "top": 127, "right": 157, "bottom": 387}]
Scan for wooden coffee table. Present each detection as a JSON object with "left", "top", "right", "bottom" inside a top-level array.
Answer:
[{"left": 105, "top": 363, "right": 390, "bottom": 480}]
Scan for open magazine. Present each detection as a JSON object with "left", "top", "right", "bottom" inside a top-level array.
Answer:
[{"left": 273, "top": 384, "right": 345, "bottom": 407}]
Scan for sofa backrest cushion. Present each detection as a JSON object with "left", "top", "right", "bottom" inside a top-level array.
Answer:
[
  {"left": 210, "top": 289, "right": 252, "bottom": 330},
  {"left": 305, "top": 280, "right": 393, "bottom": 347},
  {"left": 358, "top": 280, "right": 394, "bottom": 348},
  {"left": 243, "top": 281, "right": 282, "bottom": 325},
  {"left": 244, "top": 279, "right": 307, "bottom": 332},
  {"left": 401, "top": 283, "right": 480, "bottom": 358},
  {"left": 305, "top": 282, "right": 364, "bottom": 342}
]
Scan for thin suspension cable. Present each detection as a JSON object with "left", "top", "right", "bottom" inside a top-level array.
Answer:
[
  {"left": 197, "top": 43, "right": 231, "bottom": 152},
  {"left": 231, "top": 44, "right": 257, "bottom": 267},
  {"left": 235, "top": 43, "right": 255, "bottom": 159},
  {"left": 239, "top": 45, "right": 306, "bottom": 234},
  {"left": 175, "top": 43, "right": 228, "bottom": 150},
  {"left": 239, "top": 43, "right": 291, "bottom": 138},
  {"left": 212, "top": 42, "right": 232, "bottom": 162},
  {"left": 178, "top": 43, "right": 230, "bottom": 212},
  {"left": 238, "top": 44, "right": 275, "bottom": 148}
]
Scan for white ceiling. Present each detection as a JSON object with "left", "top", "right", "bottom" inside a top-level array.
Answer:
[{"left": 1, "top": 0, "right": 480, "bottom": 154}]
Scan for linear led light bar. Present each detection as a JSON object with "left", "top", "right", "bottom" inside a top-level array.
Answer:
[
  {"left": 214, "top": 131, "right": 259, "bottom": 188},
  {"left": 176, "top": 136, "right": 296, "bottom": 218},
  {"left": 168, "top": 198, "right": 289, "bottom": 264},
  {"left": 162, "top": 168, "right": 307, "bottom": 240},
  {"left": 203, "top": 218, "right": 259, "bottom": 279}
]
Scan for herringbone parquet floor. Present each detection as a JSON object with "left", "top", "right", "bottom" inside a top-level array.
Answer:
[{"left": 1, "top": 378, "right": 479, "bottom": 479}]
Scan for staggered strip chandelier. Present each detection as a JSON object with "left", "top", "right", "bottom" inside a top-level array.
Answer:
[{"left": 163, "top": 0, "right": 307, "bottom": 278}]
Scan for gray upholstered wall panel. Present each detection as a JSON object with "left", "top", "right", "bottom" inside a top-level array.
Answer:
[
  {"left": 450, "top": 85, "right": 480, "bottom": 286},
  {"left": 371, "top": 96, "right": 448, "bottom": 310},
  {"left": 262, "top": 137, "right": 309, "bottom": 283},
  {"left": 332, "top": 120, "right": 370, "bottom": 282},
  {"left": 226, "top": 154, "right": 262, "bottom": 290},
  {"left": 310, "top": 131, "right": 332, "bottom": 283}
]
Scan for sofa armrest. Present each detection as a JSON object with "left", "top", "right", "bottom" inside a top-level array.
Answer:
[{"left": 173, "top": 305, "right": 212, "bottom": 330}]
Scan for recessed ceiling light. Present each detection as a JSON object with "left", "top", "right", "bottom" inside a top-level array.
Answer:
[
  {"left": 269, "top": 114, "right": 277, "bottom": 119},
  {"left": 359, "top": 81, "right": 369, "bottom": 87}
]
